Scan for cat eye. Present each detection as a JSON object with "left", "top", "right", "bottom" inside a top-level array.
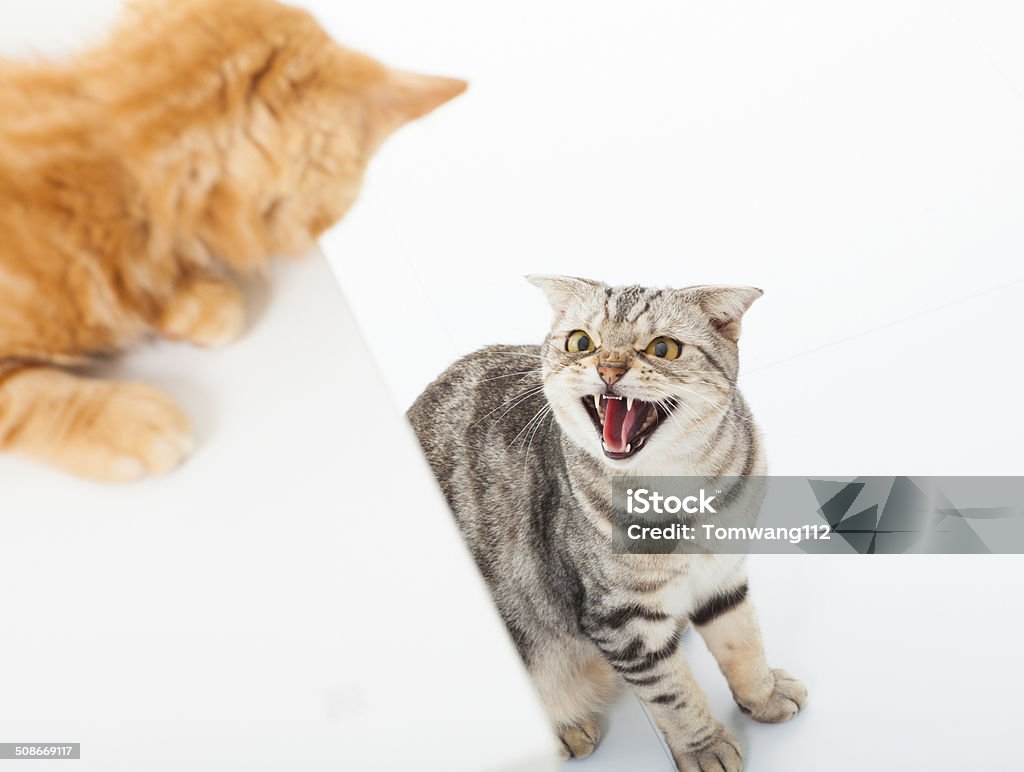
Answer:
[
  {"left": 566, "top": 330, "right": 597, "bottom": 354},
  {"left": 645, "top": 336, "right": 681, "bottom": 359}
]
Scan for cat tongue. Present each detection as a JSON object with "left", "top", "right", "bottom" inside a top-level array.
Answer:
[
  {"left": 603, "top": 398, "right": 628, "bottom": 452},
  {"left": 603, "top": 398, "right": 651, "bottom": 453}
]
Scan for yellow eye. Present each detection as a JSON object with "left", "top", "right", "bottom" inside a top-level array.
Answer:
[
  {"left": 566, "top": 330, "right": 596, "bottom": 353},
  {"left": 645, "top": 336, "right": 681, "bottom": 359}
]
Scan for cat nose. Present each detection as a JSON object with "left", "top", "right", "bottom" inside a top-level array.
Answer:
[{"left": 597, "top": 362, "right": 628, "bottom": 386}]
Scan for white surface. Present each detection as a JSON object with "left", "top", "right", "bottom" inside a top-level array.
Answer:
[
  {"left": 0, "top": 255, "right": 557, "bottom": 772},
  {"left": 307, "top": 0, "right": 1024, "bottom": 770}
]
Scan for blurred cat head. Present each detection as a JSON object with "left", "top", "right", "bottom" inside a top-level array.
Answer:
[
  {"left": 528, "top": 276, "right": 761, "bottom": 471},
  {"left": 101, "top": 0, "right": 465, "bottom": 267}
]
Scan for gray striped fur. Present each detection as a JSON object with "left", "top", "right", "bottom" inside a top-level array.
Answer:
[{"left": 408, "top": 277, "right": 805, "bottom": 768}]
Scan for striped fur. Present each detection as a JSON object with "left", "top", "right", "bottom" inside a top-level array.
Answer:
[{"left": 408, "top": 277, "right": 805, "bottom": 769}]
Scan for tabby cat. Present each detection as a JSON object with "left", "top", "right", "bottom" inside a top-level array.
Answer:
[
  {"left": 0, "top": 0, "right": 464, "bottom": 480},
  {"left": 409, "top": 276, "right": 806, "bottom": 771}
]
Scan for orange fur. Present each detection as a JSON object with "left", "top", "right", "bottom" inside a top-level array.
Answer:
[{"left": 0, "top": 0, "right": 465, "bottom": 480}]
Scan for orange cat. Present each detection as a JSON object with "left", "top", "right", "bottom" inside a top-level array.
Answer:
[{"left": 0, "top": 0, "right": 464, "bottom": 481}]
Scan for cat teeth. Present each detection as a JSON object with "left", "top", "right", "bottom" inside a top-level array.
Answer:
[
  {"left": 626, "top": 396, "right": 634, "bottom": 411},
  {"left": 601, "top": 441, "right": 633, "bottom": 454},
  {"left": 593, "top": 394, "right": 601, "bottom": 410}
]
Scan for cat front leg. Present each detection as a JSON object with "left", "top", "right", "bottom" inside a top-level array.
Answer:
[
  {"left": 527, "top": 637, "right": 618, "bottom": 760},
  {"left": 584, "top": 606, "right": 742, "bottom": 771},
  {"left": 692, "top": 582, "right": 807, "bottom": 723},
  {"left": 158, "top": 274, "right": 246, "bottom": 347},
  {"left": 0, "top": 367, "right": 193, "bottom": 481}
]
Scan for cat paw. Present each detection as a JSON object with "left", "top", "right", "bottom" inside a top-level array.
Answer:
[
  {"left": 59, "top": 382, "right": 194, "bottom": 482},
  {"left": 674, "top": 725, "right": 743, "bottom": 772},
  {"left": 557, "top": 717, "right": 601, "bottom": 760},
  {"left": 160, "top": 277, "right": 245, "bottom": 347},
  {"left": 737, "top": 668, "right": 807, "bottom": 724}
]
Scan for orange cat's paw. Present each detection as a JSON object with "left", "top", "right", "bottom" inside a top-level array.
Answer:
[
  {"left": 0, "top": 369, "right": 194, "bottom": 482},
  {"left": 59, "top": 382, "right": 195, "bottom": 482},
  {"left": 160, "top": 277, "right": 246, "bottom": 347}
]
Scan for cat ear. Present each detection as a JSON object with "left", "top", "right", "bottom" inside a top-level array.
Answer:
[
  {"left": 526, "top": 275, "right": 603, "bottom": 312},
  {"left": 685, "top": 286, "right": 763, "bottom": 342},
  {"left": 373, "top": 69, "right": 467, "bottom": 129}
]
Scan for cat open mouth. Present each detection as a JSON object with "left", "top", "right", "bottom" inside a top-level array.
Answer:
[{"left": 580, "top": 395, "right": 675, "bottom": 459}]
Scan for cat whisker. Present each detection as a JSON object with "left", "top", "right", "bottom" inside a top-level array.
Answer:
[
  {"left": 658, "top": 374, "right": 734, "bottom": 391},
  {"left": 654, "top": 394, "right": 716, "bottom": 458},
  {"left": 671, "top": 385, "right": 753, "bottom": 438},
  {"left": 521, "top": 405, "right": 555, "bottom": 477},
  {"left": 506, "top": 401, "right": 552, "bottom": 451},
  {"left": 477, "top": 369, "right": 543, "bottom": 384},
  {"left": 485, "top": 352, "right": 545, "bottom": 360},
  {"left": 668, "top": 377, "right": 732, "bottom": 394},
  {"left": 482, "top": 387, "right": 548, "bottom": 429},
  {"left": 467, "top": 385, "right": 546, "bottom": 428},
  {"left": 509, "top": 402, "right": 553, "bottom": 456}
]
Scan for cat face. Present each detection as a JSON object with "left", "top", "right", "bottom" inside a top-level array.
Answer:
[
  {"left": 242, "top": 20, "right": 466, "bottom": 251},
  {"left": 251, "top": 27, "right": 464, "bottom": 247},
  {"left": 116, "top": 0, "right": 465, "bottom": 266},
  {"left": 530, "top": 276, "right": 761, "bottom": 471}
]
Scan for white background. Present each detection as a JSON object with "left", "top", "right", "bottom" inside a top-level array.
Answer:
[
  {"left": 311, "top": 1, "right": 1024, "bottom": 769},
  {"left": 317, "top": 0, "right": 1024, "bottom": 476},
  {"left": 2, "top": 1, "right": 1023, "bottom": 770}
]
